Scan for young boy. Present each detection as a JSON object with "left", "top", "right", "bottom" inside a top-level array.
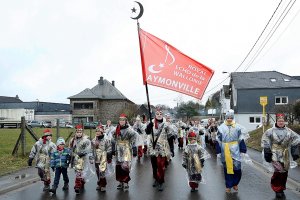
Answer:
[
  {"left": 91, "top": 125, "right": 112, "bottom": 192},
  {"left": 182, "top": 131, "right": 207, "bottom": 192},
  {"left": 28, "top": 129, "right": 56, "bottom": 192},
  {"left": 49, "top": 137, "right": 71, "bottom": 194}
]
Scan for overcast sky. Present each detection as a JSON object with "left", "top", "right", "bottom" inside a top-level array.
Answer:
[{"left": 0, "top": 0, "right": 299, "bottom": 108}]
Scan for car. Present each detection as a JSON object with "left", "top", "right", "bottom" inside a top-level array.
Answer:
[
  {"left": 27, "top": 120, "right": 42, "bottom": 128},
  {"left": 83, "top": 122, "right": 98, "bottom": 129},
  {"left": 200, "top": 119, "right": 209, "bottom": 127},
  {"left": 65, "top": 122, "right": 74, "bottom": 128},
  {"left": 41, "top": 121, "right": 52, "bottom": 128},
  {"left": 54, "top": 122, "right": 74, "bottom": 128}
]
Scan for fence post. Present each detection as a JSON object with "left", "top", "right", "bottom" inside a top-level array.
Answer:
[
  {"left": 56, "top": 119, "right": 60, "bottom": 139},
  {"left": 21, "top": 116, "right": 26, "bottom": 156}
]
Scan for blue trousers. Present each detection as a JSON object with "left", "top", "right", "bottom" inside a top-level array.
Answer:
[
  {"left": 53, "top": 167, "right": 69, "bottom": 187},
  {"left": 223, "top": 167, "right": 242, "bottom": 188}
]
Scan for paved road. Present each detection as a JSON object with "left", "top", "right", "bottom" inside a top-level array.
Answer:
[{"left": 1, "top": 147, "right": 300, "bottom": 200}]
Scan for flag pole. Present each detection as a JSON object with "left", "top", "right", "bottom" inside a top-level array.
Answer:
[
  {"left": 137, "top": 21, "right": 156, "bottom": 148},
  {"left": 132, "top": 3, "right": 156, "bottom": 148}
]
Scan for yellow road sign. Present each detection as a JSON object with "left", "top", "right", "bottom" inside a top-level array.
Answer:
[{"left": 260, "top": 96, "right": 268, "bottom": 106}]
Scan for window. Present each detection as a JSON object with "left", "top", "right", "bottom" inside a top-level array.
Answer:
[
  {"left": 270, "top": 78, "right": 277, "bottom": 82},
  {"left": 283, "top": 78, "right": 290, "bottom": 82},
  {"left": 249, "top": 116, "right": 261, "bottom": 124},
  {"left": 74, "top": 103, "right": 93, "bottom": 109},
  {"left": 275, "top": 96, "right": 288, "bottom": 105}
]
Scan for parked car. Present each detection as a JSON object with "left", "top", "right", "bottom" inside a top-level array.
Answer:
[
  {"left": 41, "top": 121, "right": 52, "bottom": 128},
  {"left": 83, "top": 122, "right": 98, "bottom": 129},
  {"left": 65, "top": 122, "right": 74, "bottom": 128},
  {"left": 54, "top": 122, "right": 74, "bottom": 128},
  {"left": 27, "top": 120, "right": 42, "bottom": 128},
  {"left": 200, "top": 119, "right": 209, "bottom": 127}
]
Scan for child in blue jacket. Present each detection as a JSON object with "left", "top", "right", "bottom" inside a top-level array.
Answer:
[{"left": 49, "top": 137, "right": 71, "bottom": 194}]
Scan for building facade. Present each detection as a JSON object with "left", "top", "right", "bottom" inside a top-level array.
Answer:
[{"left": 68, "top": 77, "right": 136, "bottom": 124}]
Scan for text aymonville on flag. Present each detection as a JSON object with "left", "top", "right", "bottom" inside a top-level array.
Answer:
[{"left": 138, "top": 28, "right": 214, "bottom": 99}]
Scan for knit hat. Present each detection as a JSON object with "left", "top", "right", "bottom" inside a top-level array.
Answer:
[
  {"left": 188, "top": 131, "right": 197, "bottom": 138},
  {"left": 43, "top": 129, "right": 52, "bottom": 137},
  {"left": 75, "top": 124, "right": 83, "bottom": 129},
  {"left": 96, "top": 125, "right": 104, "bottom": 132},
  {"left": 56, "top": 137, "right": 65, "bottom": 146},
  {"left": 119, "top": 113, "right": 127, "bottom": 120},
  {"left": 276, "top": 113, "right": 285, "bottom": 121},
  {"left": 225, "top": 109, "right": 235, "bottom": 120}
]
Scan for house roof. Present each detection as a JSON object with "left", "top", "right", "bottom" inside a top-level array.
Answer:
[
  {"left": 0, "top": 102, "right": 71, "bottom": 112},
  {"left": 68, "top": 77, "right": 129, "bottom": 100},
  {"left": 231, "top": 71, "right": 300, "bottom": 89},
  {"left": 0, "top": 96, "right": 22, "bottom": 103}
]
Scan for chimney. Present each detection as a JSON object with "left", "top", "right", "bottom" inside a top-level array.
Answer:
[
  {"left": 98, "top": 76, "right": 104, "bottom": 85},
  {"left": 15, "top": 95, "right": 19, "bottom": 99},
  {"left": 112, "top": 80, "right": 115, "bottom": 86}
]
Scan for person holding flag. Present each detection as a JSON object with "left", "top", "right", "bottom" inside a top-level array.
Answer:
[{"left": 146, "top": 108, "right": 173, "bottom": 191}]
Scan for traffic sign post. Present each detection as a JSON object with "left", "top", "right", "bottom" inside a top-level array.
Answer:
[{"left": 260, "top": 96, "right": 268, "bottom": 133}]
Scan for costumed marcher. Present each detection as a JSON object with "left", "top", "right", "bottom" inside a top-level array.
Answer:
[
  {"left": 69, "top": 124, "right": 93, "bottom": 193},
  {"left": 141, "top": 114, "right": 149, "bottom": 155},
  {"left": 188, "top": 121, "right": 206, "bottom": 148},
  {"left": 165, "top": 114, "right": 178, "bottom": 158},
  {"left": 28, "top": 129, "right": 56, "bottom": 192},
  {"left": 216, "top": 109, "right": 248, "bottom": 193},
  {"left": 182, "top": 131, "right": 209, "bottom": 192},
  {"left": 132, "top": 115, "right": 146, "bottom": 161},
  {"left": 49, "top": 137, "right": 71, "bottom": 194},
  {"left": 208, "top": 119, "right": 218, "bottom": 150},
  {"left": 111, "top": 114, "right": 138, "bottom": 191},
  {"left": 176, "top": 119, "right": 187, "bottom": 149},
  {"left": 104, "top": 120, "right": 115, "bottom": 155},
  {"left": 91, "top": 125, "right": 112, "bottom": 192},
  {"left": 261, "top": 113, "right": 300, "bottom": 199},
  {"left": 145, "top": 108, "right": 173, "bottom": 191}
]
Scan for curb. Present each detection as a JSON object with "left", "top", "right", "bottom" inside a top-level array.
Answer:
[{"left": 0, "top": 176, "right": 40, "bottom": 195}]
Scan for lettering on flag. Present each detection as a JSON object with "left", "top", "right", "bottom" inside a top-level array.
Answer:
[{"left": 138, "top": 28, "right": 214, "bottom": 99}]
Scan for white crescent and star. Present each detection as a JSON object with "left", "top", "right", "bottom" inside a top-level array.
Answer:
[{"left": 131, "top": 1, "right": 144, "bottom": 20}]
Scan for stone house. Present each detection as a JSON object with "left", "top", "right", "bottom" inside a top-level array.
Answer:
[{"left": 68, "top": 77, "right": 136, "bottom": 124}]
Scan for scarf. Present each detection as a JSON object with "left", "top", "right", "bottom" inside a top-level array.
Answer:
[
  {"left": 42, "top": 136, "right": 48, "bottom": 144},
  {"left": 224, "top": 120, "right": 236, "bottom": 128},
  {"left": 57, "top": 146, "right": 64, "bottom": 151},
  {"left": 116, "top": 124, "right": 129, "bottom": 136},
  {"left": 154, "top": 118, "right": 163, "bottom": 129}
]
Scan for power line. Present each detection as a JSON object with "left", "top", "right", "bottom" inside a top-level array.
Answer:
[
  {"left": 243, "top": 0, "right": 297, "bottom": 72},
  {"left": 202, "top": 0, "right": 284, "bottom": 98},
  {"left": 234, "top": 0, "right": 284, "bottom": 72},
  {"left": 252, "top": 6, "right": 300, "bottom": 65}
]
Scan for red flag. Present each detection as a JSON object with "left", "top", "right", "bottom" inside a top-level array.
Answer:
[{"left": 138, "top": 28, "right": 214, "bottom": 99}]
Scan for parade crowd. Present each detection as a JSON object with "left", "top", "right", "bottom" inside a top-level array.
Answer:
[{"left": 27, "top": 109, "right": 300, "bottom": 199}]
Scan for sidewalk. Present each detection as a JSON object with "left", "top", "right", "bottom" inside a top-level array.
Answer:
[{"left": 0, "top": 167, "right": 39, "bottom": 195}]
